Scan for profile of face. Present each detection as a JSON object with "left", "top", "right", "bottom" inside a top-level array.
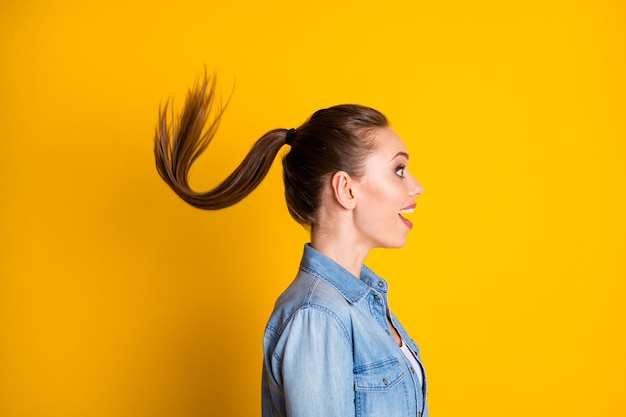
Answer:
[{"left": 350, "top": 127, "right": 423, "bottom": 249}]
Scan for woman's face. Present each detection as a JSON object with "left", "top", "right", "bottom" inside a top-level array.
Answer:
[{"left": 351, "top": 127, "right": 423, "bottom": 249}]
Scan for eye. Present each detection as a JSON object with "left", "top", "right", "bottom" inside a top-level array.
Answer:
[{"left": 395, "top": 165, "right": 406, "bottom": 178}]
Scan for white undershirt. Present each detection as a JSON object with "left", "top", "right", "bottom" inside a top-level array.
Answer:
[{"left": 399, "top": 338, "right": 424, "bottom": 388}]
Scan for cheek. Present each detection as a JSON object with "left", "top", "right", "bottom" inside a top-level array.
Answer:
[
  {"left": 360, "top": 183, "right": 399, "bottom": 215},
  {"left": 372, "top": 180, "right": 399, "bottom": 203}
]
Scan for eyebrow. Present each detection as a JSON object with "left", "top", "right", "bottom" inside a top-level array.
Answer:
[{"left": 390, "top": 151, "right": 410, "bottom": 161}]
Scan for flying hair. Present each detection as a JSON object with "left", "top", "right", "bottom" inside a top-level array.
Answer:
[{"left": 154, "top": 73, "right": 287, "bottom": 209}]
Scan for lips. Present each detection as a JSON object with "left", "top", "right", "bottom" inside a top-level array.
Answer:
[{"left": 399, "top": 203, "right": 416, "bottom": 214}]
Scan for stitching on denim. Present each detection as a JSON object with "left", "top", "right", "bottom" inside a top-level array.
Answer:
[{"left": 299, "top": 264, "right": 369, "bottom": 304}]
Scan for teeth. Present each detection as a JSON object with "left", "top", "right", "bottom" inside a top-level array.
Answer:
[{"left": 399, "top": 208, "right": 414, "bottom": 214}]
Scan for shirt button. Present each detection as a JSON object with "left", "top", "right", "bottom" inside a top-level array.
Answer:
[
  {"left": 377, "top": 281, "right": 384, "bottom": 288},
  {"left": 385, "top": 329, "right": 391, "bottom": 335},
  {"left": 373, "top": 294, "right": 380, "bottom": 301},
  {"left": 410, "top": 367, "right": 415, "bottom": 373},
  {"left": 383, "top": 379, "right": 389, "bottom": 386}
]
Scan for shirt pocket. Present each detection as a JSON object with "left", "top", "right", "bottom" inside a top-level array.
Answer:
[{"left": 354, "top": 358, "right": 406, "bottom": 392}]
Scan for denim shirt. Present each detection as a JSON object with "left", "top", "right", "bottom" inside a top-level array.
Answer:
[{"left": 262, "top": 244, "right": 428, "bottom": 417}]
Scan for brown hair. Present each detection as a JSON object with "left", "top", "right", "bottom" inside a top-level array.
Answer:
[{"left": 154, "top": 73, "right": 388, "bottom": 227}]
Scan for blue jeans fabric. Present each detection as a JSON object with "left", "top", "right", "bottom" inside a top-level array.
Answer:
[{"left": 262, "top": 244, "right": 428, "bottom": 417}]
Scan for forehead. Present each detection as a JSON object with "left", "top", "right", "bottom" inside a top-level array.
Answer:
[{"left": 368, "top": 127, "right": 408, "bottom": 159}]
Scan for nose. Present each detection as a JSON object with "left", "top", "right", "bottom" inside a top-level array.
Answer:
[{"left": 408, "top": 175, "right": 424, "bottom": 197}]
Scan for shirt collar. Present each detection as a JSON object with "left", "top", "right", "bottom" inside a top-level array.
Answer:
[{"left": 299, "top": 244, "right": 389, "bottom": 304}]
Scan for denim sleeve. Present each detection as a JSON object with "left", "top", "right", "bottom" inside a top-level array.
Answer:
[{"left": 275, "top": 306, "right": 354, "bottom": 417}]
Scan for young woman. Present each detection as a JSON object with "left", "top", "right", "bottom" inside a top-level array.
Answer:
[{"left": 154, "top": 75, "right": 428, "bottom": 417}]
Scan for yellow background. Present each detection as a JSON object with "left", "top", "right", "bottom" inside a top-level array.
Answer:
[{"left": 1, "top": 0, "right": 624, "bottom": 416}]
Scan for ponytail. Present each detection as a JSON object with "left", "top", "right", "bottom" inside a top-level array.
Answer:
[{"left": 154, "top": 74, "right": 288, "bottom": 210}]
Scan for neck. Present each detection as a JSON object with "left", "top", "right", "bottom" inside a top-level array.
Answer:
[{"left": 310, "top": 225, "right": 371, "bottom": 279}]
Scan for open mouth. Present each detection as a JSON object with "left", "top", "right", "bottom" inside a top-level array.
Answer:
[{"left": 398, "top": 203, "right": 416, "bottom": 229}]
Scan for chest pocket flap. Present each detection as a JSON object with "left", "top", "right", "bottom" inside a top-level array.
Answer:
[{"left": 354, "top": 358, "right": 405, "bottom": 392}]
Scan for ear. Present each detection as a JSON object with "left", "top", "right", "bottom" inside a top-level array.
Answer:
[{"left": 331, "top": 171, "right": 356, "bottom": 210}]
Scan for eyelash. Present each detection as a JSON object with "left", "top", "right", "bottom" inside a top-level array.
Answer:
[{"left": 395, "top": 165, "right": 406, "bottom": 178}]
